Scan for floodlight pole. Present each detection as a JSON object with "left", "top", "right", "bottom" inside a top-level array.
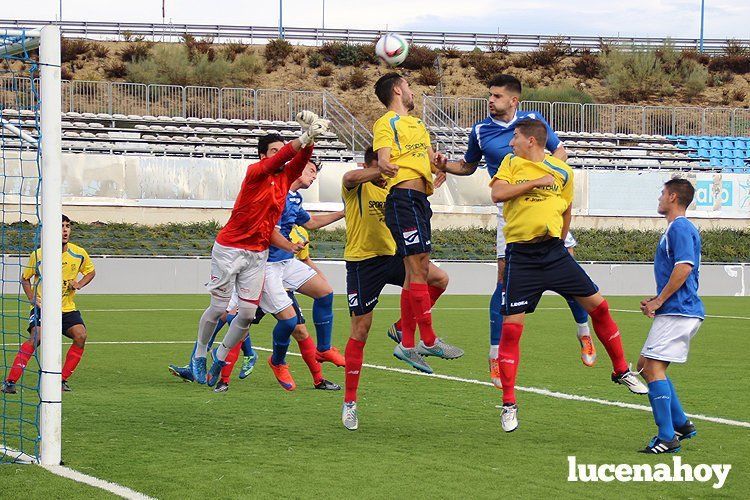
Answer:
[
  {"left": 699, "top": 0, "right": 705, "bottom": 52},
  {"left": 278, "top": 0, "right": 284, "bottom": 39},
  {"left": 39, "top": 24, "right": 63, "bottom": 466}
]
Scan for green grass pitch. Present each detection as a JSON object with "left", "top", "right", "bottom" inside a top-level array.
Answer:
[{"left": 1, "top": 294, "right": 748, "bottom": 498}]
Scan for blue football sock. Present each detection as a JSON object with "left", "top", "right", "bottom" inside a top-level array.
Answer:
[
  {"left": 566, "top": 297, "right": 589, "bottom": 325},
  {"left": 241, "top": 333, "right": 254, "bottom": 356},
  {"left": 489, "top": 281, "right": 504, "bottom": 347},
  {"left": 271, "top": 317, "right": 298, "bottom": 365},
  {"left": 312, "top": 292, "right": 334, "bottom": 351},
  {"left": 225, "top": 313, "right": 236, "bottom": 325},
  {"left": 648, "top": 379, "right": 675, "bottom": 441},
  {"left": 667, "top": 377, "right": 688, "bottom": 428}
]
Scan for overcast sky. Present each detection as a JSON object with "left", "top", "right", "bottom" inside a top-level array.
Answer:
[{"left": 5, "top": 1, "right": 750, "bottom": 40}]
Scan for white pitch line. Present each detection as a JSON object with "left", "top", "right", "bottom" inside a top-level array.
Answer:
[
  {"left": 40, "top": 464, "right": 155, "bottom": 500},
  {"left": 68, "top": 306, "right": 750, "bottom": 321},
  {"left": 57, "top": 340, "right": 750, "bottom": 429},
  {"left": 0, "top": 446, "right": 154, "bottom": 500}
]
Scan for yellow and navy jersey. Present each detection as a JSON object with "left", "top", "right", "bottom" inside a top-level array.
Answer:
[
  {"left": 289, "top": 225, "right": 310, "bottom": 261},
  {"left": 373, "top": 111, "right": 434, "bottom": 195},
  {"left": 22, "top": 243, "right": 95, "bottom": 313},
  {"left": 491, "top": 154, "right": 574, "bottom": 244},
  {"left": 342, "top": 181, "right": 396, "bottom": 261}
]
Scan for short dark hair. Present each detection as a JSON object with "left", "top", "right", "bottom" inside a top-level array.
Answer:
[
  {"left": 374, "top": 72, "right": 403, "bottom": 107},
  {"left": 258, "top": 133, "right": 284, "bottom": 156},
  {"left": 488, "top": 74, "right": 522, "bottom": 95},
  {"left": 664, "top": 178, "right": 695, "bottom": 207},
  {"left": 309, "top": 158, "right": 322, "bottom": 172},
  {"left": 62, "top": 214, "right": 70, "bottom": 223},
  {"left": 515, "top": 118, "right": 547, "bottom": 146},
  {"left": 363, "top": 146, "right": 377, "bottom": 166}
]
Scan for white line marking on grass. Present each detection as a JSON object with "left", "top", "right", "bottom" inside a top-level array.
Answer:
[
  {"left": 40, "top": 464, "right": 155, "bottom": 500},
  {"left": 77, "top": 306, "right": 750, "bottom": 321},
  {"left": 1, "top": 446, "right": 154, "bottom": 500},
  {"left": 70, "top": 340, "right": 750, "bottom": 429}
]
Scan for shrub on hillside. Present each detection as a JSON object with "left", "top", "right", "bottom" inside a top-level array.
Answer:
[
  {"left": 601, "top": 47, "right": 674, "bottom": 101},
  {"left": 572, "top": 49, "right": 602, "bottom": 79},
  {"left": 229, "top": 52, "right": 263, "bottom": 84},
  {"left": 440, "top": 46, "right": 462, "bottom": 59},
  {"left": 120, "top": 40, "right": 153, "bottom": 63},
  {"left": 181, "top": 34, "right": 216, "bottom": 62},
  {"left": 61, "top": 38, "right": 92, "bottom": 63},
  {"left": 522, "top": 85, "right": 594, "bottom": 104},
  {"left": 461, "top": 51, "right": 507, "bottom": 85},
  {"left": 90, "top": 41, "right": 109, "bottom": 59},
  {"left": 307, "top": 52, "right": 323, "bottom": 68},
  {"left": 486, "top": 36, "right": 510, "bottom": 54},
  {"left": 348, "top": 68, "right": 368, "bottom": 89},
  {"left": 317, "top": 63, "right": 334, "bottom": 77},
  {"left": 126, "top": 45, "right": 192, "bottom": 86},
  {"left": 681, "top": 59, "right": 709, "bottom": 100},
  {"left": 401, "top": 44, "right": 438, "bottom": 70},
  {"left": 221, "top": 41, "right": 247, "bottom": 62},
  {"left": 417, "top": 67, "right": 441, "bottom": 86},
  {"left": 103, "top": 60, "right": 128, "bottom": 79},
  {"left": 318, "top": 41, "right": 373, "bottom": 67},
  {"left": 265, "top": 38, "right": 293, "bottom": 65},
  {"left": 515, "top": 37, "right": 569, "bottom": 68}
]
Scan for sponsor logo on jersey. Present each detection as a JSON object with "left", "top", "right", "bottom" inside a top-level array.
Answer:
[{"left": 403, "top": 229, "right": 420, "bottom": 245}]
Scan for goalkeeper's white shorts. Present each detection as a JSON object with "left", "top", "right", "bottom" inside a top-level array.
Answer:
[
  {"left": 259, "top": 259, "right": 317, "bottom": 315},
  {"left": 205, "top": 241, "right": 267, "bottom": 303}
]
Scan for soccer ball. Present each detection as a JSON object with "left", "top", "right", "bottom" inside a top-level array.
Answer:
[{"left": 375, "top": 33, "right": 409, "bottom": 67}]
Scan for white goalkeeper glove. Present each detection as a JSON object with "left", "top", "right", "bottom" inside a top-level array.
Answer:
[
  {"left": 295, "top": 110, "right": 320, "bottom": 131},
  {"left": 298, "top": 118, "right": 331, "bottom": 146}
]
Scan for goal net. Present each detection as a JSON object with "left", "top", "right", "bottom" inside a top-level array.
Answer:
[{"left": 0, "top": 26, "right": 62, "bottom": 466}]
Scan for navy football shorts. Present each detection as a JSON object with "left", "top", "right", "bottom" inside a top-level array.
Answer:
[
  {"left": 346, "top": 255, "right": 406, "bottom": 316},
  {"left": 384, "top": 188, "right": 432, "bottom": 256},
  {"left": 503, "top": 238, "right": 598, "bottom": 316}
]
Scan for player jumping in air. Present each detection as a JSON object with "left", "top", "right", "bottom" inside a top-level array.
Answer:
[
  {"left": 487, "top": 119, "right": 647, "bottom": 432},
  {"left": 341, "top": 147, "right": 449, "bottom": 430},
  {"left": 3, "top": 215, "right": 96, "bottom": 394},
  {"left": 373, "top": 72, "right": 463, "bottom": 373},
  {"left": 638, "top": 178, "right": 702, "bottom": 454},
  {"left": 435, "top": 74, "right": 596, "bottom": 385},
  {"left": 188, "top": 112, "right": 329, "bottom": 386}
]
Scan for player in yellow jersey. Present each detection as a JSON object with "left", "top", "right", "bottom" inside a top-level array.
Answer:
[
  {"left": 487, "top": 119, "right": 647, "bottom": 432},
  {"left": 3, "top": 215, "right": 96, "bottom": 394},
  {"left": 340, "top": 147, "right": 450, "bottom": 430},
  {"left": 372, "top": 73, "right": 463, "bottom": 374}
]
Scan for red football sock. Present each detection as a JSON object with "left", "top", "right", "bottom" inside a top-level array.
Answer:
[
  {"left": 428, "top": 285, "right": 445, "bottom": 305},
  {"left": 498, "top": 323, "right": 523, "bottom": 405},
  {"left": 7, "top": 340, "right": 36, "bottom": 383},
  {"left": 61, "top": 344, "right": 84, "bottom": 381},
  {"left": 297, "top": 336, "right": 323, "bottom": 385},
  {"left": 220, "top": 341, "right": 243, "bottom": 383},
  {"left": 408, "top": 282, "right": 437, "bottom": 347},
  {"left": 589, "top": 300, "right": 628, "bottom": 374},
  {"left": 400, "top": 289, "right": 416, "bottom": 348},
  {"left": 344, "top": 337, "right": 365, "bottom": 402}
]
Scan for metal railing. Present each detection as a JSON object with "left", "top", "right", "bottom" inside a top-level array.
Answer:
[
  {"left": 0, "top": 76, "right": 372, "bottom": 151},
  {"left": 0, "top": 19, "right": 746, "bottom": 53},
  {"left": 423, "top": 95, "right": 750, "bottom": 137}
]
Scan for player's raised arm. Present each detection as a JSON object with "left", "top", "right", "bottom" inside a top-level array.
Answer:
[
  {"left": 490, "top": 175, "right": 554, "bottom": 203},
  {"left": 376, "top": 147, "right": 398, "bottom": 178},
  {"left": 438, "top": 158, "right": 480, "bottom": 176},
  {"left": 342, "top": 167, "right": 384, "bottom": 189},
  {"left": 304, "top": 210, "right": 345, "bottom": 230}
]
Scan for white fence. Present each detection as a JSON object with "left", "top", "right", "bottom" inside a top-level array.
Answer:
[{"left": 424, "top": 96, "right": 750, "bottom": 137}]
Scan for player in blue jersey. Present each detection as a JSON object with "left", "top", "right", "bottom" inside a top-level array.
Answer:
[
  {"left": 637, "top": 178, "right": 703, "bottom": 454},
  {"left": 435, "top": 74, "right": 596, "bottom": 384}
]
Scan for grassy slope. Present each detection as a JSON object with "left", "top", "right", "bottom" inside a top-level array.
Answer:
[{"left": 1, "top": 294, "right": 748, "bottom": 498}]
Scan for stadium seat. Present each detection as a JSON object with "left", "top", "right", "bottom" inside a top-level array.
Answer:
[
  {"left": 722, "top": 139, "right": 734, "bottom": 149},
  {"left": 685, "top": 139, "right": 699, "bottom": 149},
  {"left": 732, "top": 149, "right": 746, "bottom": 159},
  {"left": 721, "top": 149, "right": 734, "bottom": 159},
  {"left": 709, "top": 149, "right": 722, "bottom": 158},
  {"left": 720, "top": 158, "right": 734, "bottom": 168}
]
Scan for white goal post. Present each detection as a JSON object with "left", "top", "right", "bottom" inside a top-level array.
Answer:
[
  {"left": 38, "top": 24, "right": 63, "bottom": 467},
  {"left": 1, "top": 24, "right": 64, "bottom": 466}
]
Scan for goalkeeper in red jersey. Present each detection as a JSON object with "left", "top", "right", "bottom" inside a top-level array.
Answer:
[{"left": 187, "top": 112, "right": 330, "bottom": 386}]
